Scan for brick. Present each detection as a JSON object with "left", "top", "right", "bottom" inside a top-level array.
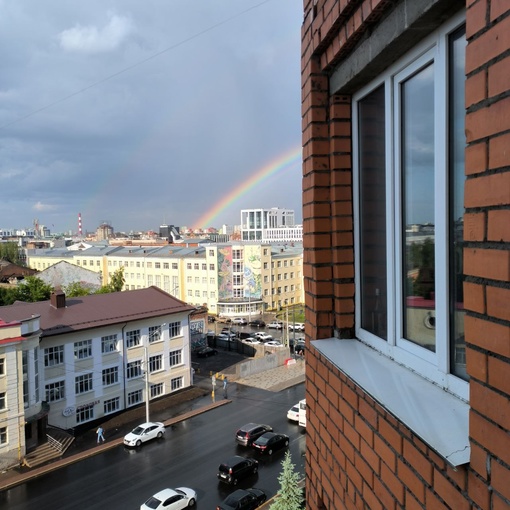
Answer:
[
  {"left": 466, "top": 96, "right": 510, "bottom": 142},
  {"left": 424, "top": 488, "right": 451, "bottom": 510},
  {"left": 488, "top": 132, "right": 510, "bottom": 170},
  {"left": 465, "top": 172, "right": 510, "bottom": 208},
  {"left": 397, "top": 460, "right": 425, "bottom": 503},
  {"left": 488, "top": 55, "right": 510, "bottom": 98},
  {"left": 463, "top": 281, "right": 485, "bottom": 314},
  {"left": 490, "top": 0, "right": 510, "bottom": 21},
  {"left": 467, "top": 470, "right": 490, "bottom": 509},
  {"left": 463, "top": 212, "right": 486, "bottom": 241},
  {"left": 380, "top": 461, "right": 405, "bottom": 504},
  {"left": 465, "top": 141, "right": 487, "bottom": 175},
  {"left": 470, "top": 380, "right": 510, "bottom": 429},
  {"left": 470, "top": 412, "right": 510, "bottom": 465},
  {"left": 466, "top": 0, "right": 487, "bottom": 39},
  {"left": 465, "top": 346, "right": 487, "bottom": 382},
  {"left": 488, "top": 356, "right": 510, "bottom": 395},
  {"left": 464, "top": 248, "right": 510, "bottom": 282},
  {"left": 486, "top": 285, "right": 510, "bottom": 321},
  {"left": 469, "top": 442, "right": 489, "bottom": 480},
  {"left": 433, "top": 469, "right": 470, "bottom": 510},
  {"left": 373, "top": 477, "right": 397, "bottom": 510},
  {"left": 491, "top": 460, "right": 510, "bottom": 502},
  {"left": 465, "top": 69, "right": 487, "bottom": 108},
  {"left": 402, "top": 440, "right": 433, "bottom": 485},
  {"left": 488, "top": 209, "right": 510, "bottom": 241},
  {"left": 466, "top": 15, "right": 510, "bottom": 74},
  {"left": 465, "top": 315, "right": 510, "bottom": 357}
]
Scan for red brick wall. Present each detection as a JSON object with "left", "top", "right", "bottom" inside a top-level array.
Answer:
[{"left": 301, "top": 0, "right": 510, "bottom": 509}]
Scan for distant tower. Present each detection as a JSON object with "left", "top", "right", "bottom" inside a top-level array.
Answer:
[{"left": 78, "top": 213, "right": 83, "bottom": 237}]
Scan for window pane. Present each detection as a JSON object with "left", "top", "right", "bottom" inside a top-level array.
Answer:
[
  {"left": 359, "top": 85, "right": 387, "bottom": 339},
  {"left": 401, "top": 63, "right": 436, "bottom": 351},
  {"left": 449, "top": 27, "right": 467, "bottom": 379}
]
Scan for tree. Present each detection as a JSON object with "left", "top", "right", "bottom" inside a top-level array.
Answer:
[
  {"left": 96, "top": 266, "right": 125, "bottom": 294},
  {"left": 270, "top": 451, "right": 304, "bottom": 510},
  {"left": 63, "top": 281, "right": 92, "bottom": 297},
  {"left": 0, "top": 286, "right": 18, "bottom": 306},
  {"left": 0, "top": 242, "right": 23, "bottom": 265},
  {"left": 15, "top": 276, "right": 53, "bottom": 302}
]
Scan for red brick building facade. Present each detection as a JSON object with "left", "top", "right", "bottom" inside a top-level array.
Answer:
[{"left": 301, "top": 0, "right": 509, "bottom": 508}]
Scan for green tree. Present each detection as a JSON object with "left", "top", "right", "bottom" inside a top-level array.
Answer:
[
  {"left": 270, "top": 451, "right": 304, "bottom": 510},
  {"left": 96, "top": 266, "right": 125, "bottom": 294},
  {"left": 0, "top": 242, "right": 23, "bottom": 265},
  {"left": 63, "top": 281, "right": 92, "bottom": 297},
  {"left": 15, "top": 276, "right": 53, "bottom": 302},
  {"left": 0, "top": 286, "right": 18, "bottom": 306}
]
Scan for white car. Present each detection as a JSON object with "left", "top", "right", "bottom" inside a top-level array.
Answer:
[
  {"left": 124, "top": 422, "right": 165, "bottom": 447},
  {"left": 287, "top": 404, "right": 300, "bottom": 422},
  {"left": 243, "top": 337, "right": 262, "bottom": 345},
  {"left": 288, "top": 323, "right": 305, "bottom": 331},
  {"left": 265, "top": 340, "right": 284, "bottom": 347},
  {"left": 267, "top": 321, "right": 284, "bottom": 329},
  {"left": 217, "top": 333, "right": 236, "bottom": 341},
  {"left": 140, "top": 487, "right": 197, "bottom": 510},
  {"left": 253, "top": 332, "right": 272, "bottom": 341},
  {"left": 231, "top": 317, "right": 248, "bottom": 325}
]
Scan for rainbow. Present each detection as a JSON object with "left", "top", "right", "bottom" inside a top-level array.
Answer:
[{"left": 193, "top": 145, "right": 302, "bottom": 229}]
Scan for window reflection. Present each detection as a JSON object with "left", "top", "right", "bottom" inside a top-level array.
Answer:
[{"left": 401, "top": 63, "right": 436, "bottom": 350}]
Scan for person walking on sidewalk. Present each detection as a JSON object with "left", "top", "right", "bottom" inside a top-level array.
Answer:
[
  {"left": 223, "top": 377, "right": 228, "bottom": 398},
  {"left": 96, "top": 425, "right": 105, "bottom": 444}
]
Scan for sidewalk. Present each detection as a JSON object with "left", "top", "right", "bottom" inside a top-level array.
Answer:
[{"left": 0, "top": 358, "right": 305, "bottom": 492}]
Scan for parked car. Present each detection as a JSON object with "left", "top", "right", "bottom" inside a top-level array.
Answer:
[
  {"left": 207, "top": 316, "right": 216, "bottom": 323},
  {"left": 248, "top": 319, "right": 266, "bottom": 328},
  {"left": 216, "top": 316, "right": 231, "bottom": 324},
  {"left": 287, "top": 403, "right": 300, "bottom": 422},
  {"left": 288, "top": 323, "right": 304, "bottom": 331},
  {"left": 232, "top": 317, "right": 248, "bottom": 325},
  {"left": 216, "top": 488, "right": 267, "bottom": 510},
  {"left": 242, "top": 337, "right": 262, "bottom": 345},
  {"left": 140, "top": 487, "right": 197, "bottom": 510},
  {"left": 252, "top": 432, "right": 289, "bottom": 455},
  {"left": 217, "top": 455, "right": 259, "bottom": 485},
  {"left": 235, "top": 423, "right": 273, "bottom": 446},
  {"left": 221, "top": 328, "right": 238, "bottom": 335},
  {"left": 124, "top": 422, "right": 165, "bottom": 447},
  {"left": 265, "top": 340, "right": 284, "bottom": 347},
  {"left": 267, "top": 321, "right": 284, "bottom": 329},
  {"left": 252, "top": 332, "right": 272, "bottom": 342},
  {"left": 217, "top": 332, "right": 236, "bottom": 341},
  {"left": 195, "top": 346, "right": 218, "bottom": 357}
]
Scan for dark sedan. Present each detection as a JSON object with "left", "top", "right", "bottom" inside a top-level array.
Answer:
[
  {"left": 248, "top": 319, "right": 266, "bottom": 328},
  {"left": 252, "top": 432, "right": 289, "bottom": 455},
  {"left": 195, "top": 346, "right": 218, "bottom": 358},
  {"left": 216, "top": 488, "right": 267, "bottom": 510}
]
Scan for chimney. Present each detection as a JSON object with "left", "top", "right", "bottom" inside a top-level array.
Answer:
[{"left": 50, "top": 289, "right": 66, "bottom": 309}]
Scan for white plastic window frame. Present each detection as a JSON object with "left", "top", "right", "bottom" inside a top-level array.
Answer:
[{"left": 352, "top": 12, "right": 467, "bottom": 401}]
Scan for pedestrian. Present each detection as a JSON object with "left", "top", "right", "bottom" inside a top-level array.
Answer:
[
  {"left": 223, "top": 376, "right": 228, "bottom": 398},
  {"left": 96, "top": 425, "right": 105, "bottom": 444}
]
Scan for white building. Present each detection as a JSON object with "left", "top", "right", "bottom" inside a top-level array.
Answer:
[{"left": 240, "top": 208, "right": 302, "bottom": 243}]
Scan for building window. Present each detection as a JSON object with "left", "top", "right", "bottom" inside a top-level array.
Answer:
[
  {"left": 149, "top": 355, "right": 163, "bottom": 373},
  {"left": 74, "top": 340, "right": 92, "bottom": 360},
  {"left": 203, "top": 291, "right": 207, "bottom": 298},
  {"left": 150, "top": 383, "right": 164, "bottom": 399},
  {"left": 187, "top": 263, "right": 192, "bottom": 270},
  {"left": 75, "top": 373, "right": 93, "bottom": 394},
  {"left": 147, "top": 262, "right": 152, "bottom": 268},
  {"left": 187, "top": 290, "right": 192, "bottom": 297},
  {"left": 233, "top": 262, "right": 243, "bottom": 272},
  {"left": 209, "top": 264, "right": 215, "bottom": 271},
  {"left": 195, "top": 290, "right": 200, "bottom": 297},
  {"left": 172, "top": 263, "right": 178, "bottom": 269},
  {"left": 193, "top": 263, "right": 199, "bottom": 270},
  {"left": 195, "top": 277, "right": 200, "bottom": 284},
  {"left": 354, "top": 19, "right": 467, "bottom": 392},
  {"left": 187, "top": 276, "right": 192, "bottom": 283},
  {"left": 168, "top": 322, "right": 181, "bottom": 338},
  {"left": 147, "top": 275, "right": 153, "bottom": 285},
  {"left": 0, "top": 358, "right": 4, "bottom": 375},
  {"left": 169, "top": 350, "right": 182, "bottom": 367},
  {"left": 104, "top": 397, "right": 120, "bottom": 415},
  {"left": 126, "top": 330, "right": 141, "bottom": 348},
  {"left": 44, "top": 346, "right": 64, "bottom": 367},
  {"left": 210, "top": 291, "right": 216, "bottom": 298},
  {"left": 101, "top": 335, "right": 118, "bottom": 353},
  {"left": 126, "top": 360, "right": 142, "bottom": 379},
  {"left": 171, "top": 377, "right": 183, "bottom": 391},
  {"left": 149, "top": 325, "right": 162, "bottom": 343},
  {"left": 45, "top": 381, "right": 65, "bottom": 402},
  {"left": 76, "top": 404, "right": 94, "bottom": 424},
  {"left": 210, "top": 277, "right": 215, "bottom": 285},
  {"left": 263, "top": 262, "right": 268, "bottom": 269},
  {"left": 202, "top": 263, "right": 207, "bottom": 270},
  {"left": 0, "top": 427, "right": 6, "bottom": 445},
  {"left": 102, "top": 366, "right": 119, "bottom": 386},
  {"left": 163, "top": 263, "right": 169, "bottom": 269},
  {"left": 155, "top": 262, "right": 161, "bottom": 269},
  {"left": 127, "top": 390, "right": 142, "bottom": 406},
  {"left": 0, "top": 392, "right": 5, "bottom": 410}
]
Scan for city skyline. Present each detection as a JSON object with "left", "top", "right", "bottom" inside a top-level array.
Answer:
[{"left": 0, "top": 1, "right": 303, "bottom": 233}]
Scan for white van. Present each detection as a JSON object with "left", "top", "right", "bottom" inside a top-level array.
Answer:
[{"left": 298, "top": 399, "right": 306, "bottom": 428}]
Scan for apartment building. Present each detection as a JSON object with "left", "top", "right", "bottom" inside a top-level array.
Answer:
[
  {"left": 27, "top": 241, "right": 304, "bottom": 315},
  {"left": 0, "top": 287, "right": 194, "bottom": 438},
  {"left": 241, "top": 208, "right": 303, "bottom": 242},
  {"left": 0, "top": 315, "right": 45, "bottom": 471},
  {"left": 301, "top": 0, "right": 509, "bottom": 508}
]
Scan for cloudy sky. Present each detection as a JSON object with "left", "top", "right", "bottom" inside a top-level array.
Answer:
[{"left": 0, "top": 0, "right": 303, "bottom": 234}]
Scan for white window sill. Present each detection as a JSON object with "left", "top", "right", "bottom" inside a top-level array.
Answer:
[{"left": 311, "top": 338, "right": 470, "bottom": 466}]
